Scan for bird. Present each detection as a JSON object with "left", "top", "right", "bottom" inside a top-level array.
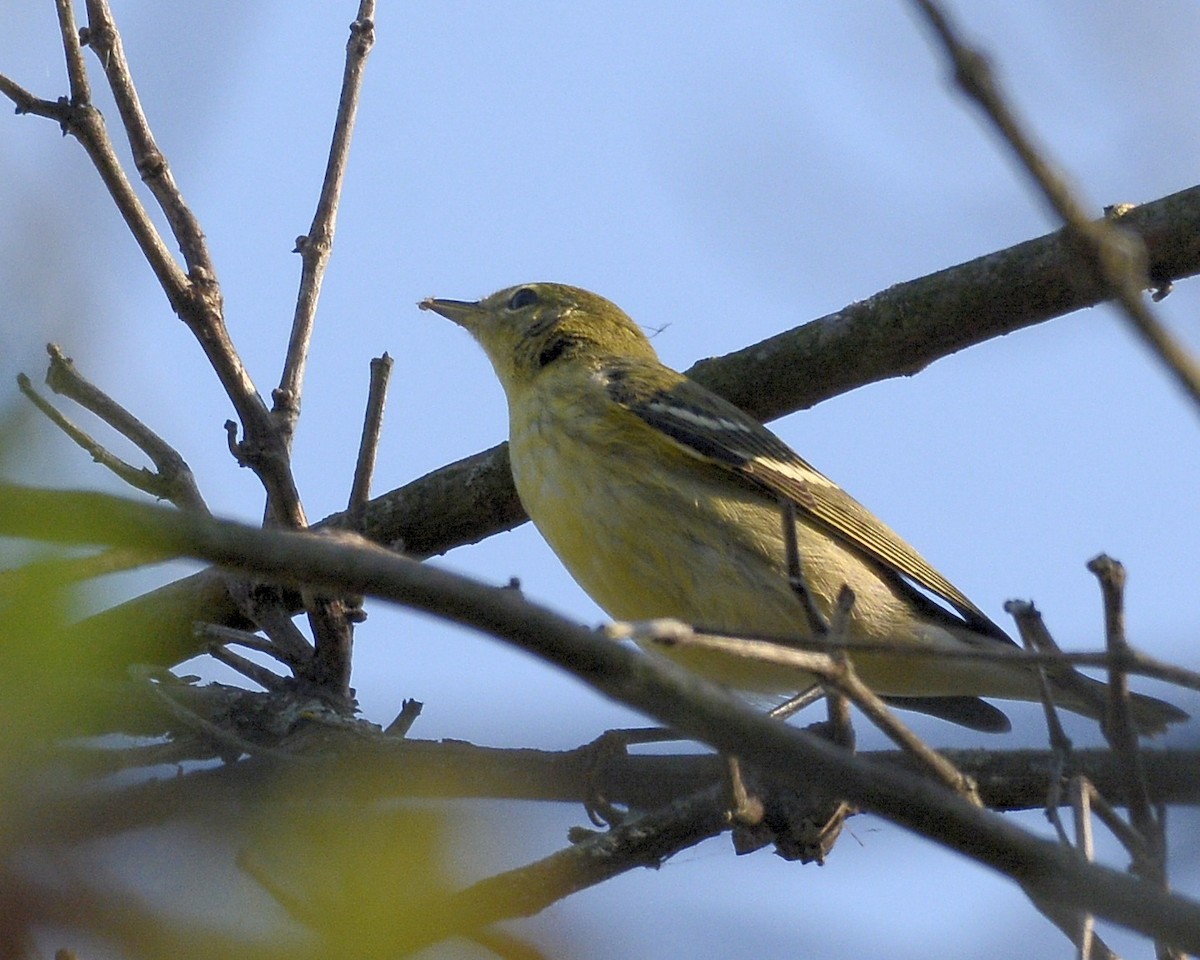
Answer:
[{"left": 420, "top": 282, "right": 1186, "bottom": 734}]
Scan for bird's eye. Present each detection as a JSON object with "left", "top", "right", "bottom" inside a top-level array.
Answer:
[{"left": 507, "top": 287, "right": 539, "bottom": 310}]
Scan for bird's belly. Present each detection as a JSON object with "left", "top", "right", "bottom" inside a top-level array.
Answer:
[
  {"left": 511, "top": 427, "right": 834, "bottom": 692},
  {"left": 509, "top": 421, "right": 1037, "bottom": 702}
]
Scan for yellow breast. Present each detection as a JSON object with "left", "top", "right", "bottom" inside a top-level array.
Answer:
[{"left": 506, "top": 370, "right": 823, "bottom": 691}]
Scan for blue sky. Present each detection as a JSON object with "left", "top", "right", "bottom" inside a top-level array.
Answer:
[{"left": 3, "top": 3, "right": 1200, "bottom": 958}]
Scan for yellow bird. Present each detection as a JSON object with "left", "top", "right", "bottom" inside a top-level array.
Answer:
[{"left": 421, "top": 283, "right": 1185, "bottom": 734}]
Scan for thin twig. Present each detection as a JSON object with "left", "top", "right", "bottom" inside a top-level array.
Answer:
[
  {"left": 44, "top": 345, "right": 201, "bottom": 502},
  {"left": 82, "top": 0, "right": 214, "bottom": 280},
  {"left": 206, "top": 643, "right": 286, "bottom": 692},
  {"left": 52, "top": 4, "right": 191, "bottom": 305},
  {"left": 1087, "top": 555, "right": 1182, "bottom": 960},
  {"left": 911, "top": 0, "right": 1200, "bottom": 411},
  {"left": 220, "top": 579, "right": 314, "bottom": 668},
  {"left": 1005, "top": 599, "right": 1074, "bottom": 845},
  {"left": 1004, "top": 600, "right": 1073, "bottom": 748},
  {"left": 41, "top": 344, "right": 207, "bottom": 510},
  {"left": 1087, "top": 561, "right": 1166, "bottom": 848},
  {"left": 778, "top": 498, "right": 853, "bottom": 747},
  {"left": 1071, "top": 778, "right": 1098, "bottom": 960},
  {"left": 1074, "top": 778, "right": 1154, "bottom": 870},
  {"left": 401, "top": 784, "right": 732, "bottom": 954},
  {"left": 348, "top": 352, "right": 393, "bottom": 519},
  {"left": 822, "top": 586, "right": 857, "bottom": 751},
  {"left": 339, "top": 352, "right": 394, "bottom": 623},
  {"left": 18, "top": 373, "right": 172, "bottom": 501},
  {"left": 271, "top": 5, "right": 379, "bottom": 697},
  {"left": 275, "top": 4, "right": 377, "bottom": 437},
  {"left": 639, "top": 621, "right": 978, "bottom": 801},
  {"left": 0, "top": 74, "right": 55, "bottom": 116},
  {"left": 613, "top": 616, "right": 1200, "bottom": 695},
  {"left": 54, "top": 0, "right": 90, "bottom": 105},
  {"left": 779, "top": 499, "right": 830, "bottom": 636},
  {"left": 384, "top": 698, "right": 423, "bottom": 737},
  {"left": 767, "top": 687, "right": 827, "bottom": 721},
  {"left": 194, "top": 623, "right": 280, "bottom": 656},
  {"left": 1087, "top": 557, "right": 1153, "bottom": 813}
]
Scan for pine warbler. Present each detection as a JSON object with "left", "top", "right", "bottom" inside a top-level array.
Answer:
[{"left": 420, "top": 283, "right": 1185, "bottom": 734}]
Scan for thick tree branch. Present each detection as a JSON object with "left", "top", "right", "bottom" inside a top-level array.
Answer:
[
  {"left": 687, "top": 186, "right": 1200, "bottom": 422},
  {"left": 62, "top": 186, "right": 1200, "bottom": 670},
  {"left": 20, "top": 724, "right": 1200, "bottom": 851},
  {"left": 912, "top": 0, "right": 1200, "bottom": 411}
]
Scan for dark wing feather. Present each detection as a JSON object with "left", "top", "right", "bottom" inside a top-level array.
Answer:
[
  {"left": 883, "top": 695, "right": 1012, "bottom": 732},
  {"left": 603, "top": 361, "right": 1012, "bottom": 644}
]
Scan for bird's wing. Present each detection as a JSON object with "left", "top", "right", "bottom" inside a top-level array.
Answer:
[{"left": 602, "top": 361, "right": 1011, "bottom": 643}]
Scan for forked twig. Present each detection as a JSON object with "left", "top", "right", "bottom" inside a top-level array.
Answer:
[{"left": 23, "top": 344, "right": 208, "bottom": 511}]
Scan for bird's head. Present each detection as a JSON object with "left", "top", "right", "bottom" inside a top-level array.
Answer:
[{"left": 420, "top": 282, "right": 658, "bottom": 397}]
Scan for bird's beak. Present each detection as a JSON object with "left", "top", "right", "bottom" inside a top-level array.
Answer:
[{"left": 418, "top": 297, "right": 484, "bottom": 331}]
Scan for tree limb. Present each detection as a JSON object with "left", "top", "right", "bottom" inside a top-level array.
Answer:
[
  {"left": 2, "top": 484, "right": 1199, "bottom": 952},
  {"left": 62, "top": 185, "right": 1200, "bottom": 671}
]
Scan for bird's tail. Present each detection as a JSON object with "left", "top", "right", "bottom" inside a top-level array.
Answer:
[{"left": 1047, "top": 669, "right": 1187, "bottom": 736}]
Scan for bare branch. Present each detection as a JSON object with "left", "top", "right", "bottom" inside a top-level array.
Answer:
[
  {"left": 5, "top": 484, "right": 1200, "bottom": 950},
  {"left": 348, "top": 352, "right": 393, "bottom": 518},
  {"left": 54, "top": 0, "right": 90, "bottom": 105},
  {"left": 17, "top": 724, "right": 1200, "bottom": 850},
  {"left": 384, "top": 698, "right": 423, "bottom": 737},
  {"left": 32, "top": 344, "right": 208, "bottom": 510},
  {"left": 1088, "top": 556, "right": 1157, "bottom": 838},
  {"left": 275, "top": 5, "right": 377, "bottom": 435},
  {"left": 8, "top": 77, "right": 187, "bottom": 305},
  {"left": 5, "top": 0, "right": 311, "bottom": 527},
  {"left": 0, "top": 73, "right": 59, "bottom": 118},
  {"left": 128, "top": 666, "right": 294, "bottom": 763},
  {"left": 205, "top": 642, "right": 286, "bottom": 692},
  {"left": 911, "top": 0, "right": 1200, "bottom": 411},
  {"left": 338, "top": 351, "right": 394, "bottom": 626},
  {"left": 1005, "top": 600, "right": 1076, "bottom": 740},
  {"left": 392, "top": 784, "right": 731, "bottom": 954},
  {"left": 629, "top": 619, "right": 979, "bottom": 801},
  {"left": 221, "top": 579, "right": 314, "bottom": 667},
  {"left": 194, "top": 622, "right": 282, "bottom": 656},
  {"left": 56, "top": 187, "right": 1200, "bottom": 669},
  {"left": 17, "top": 372, "right": 168, "bottom": 501},
  {"left": 81, "top": 0, "right": 215, "bottom": 280},
  {"left": 1087, "top": 555, "right": 1182, "bottom": 960}
]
